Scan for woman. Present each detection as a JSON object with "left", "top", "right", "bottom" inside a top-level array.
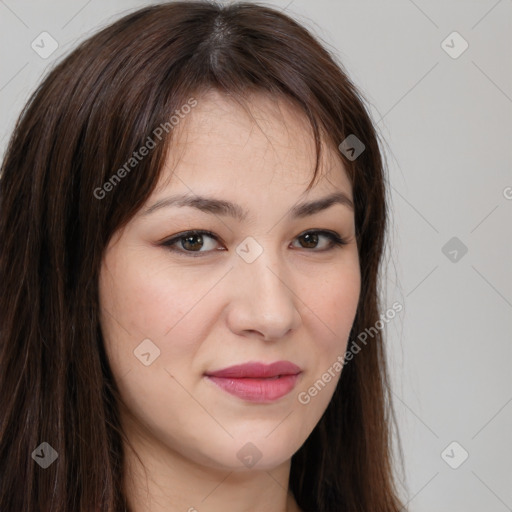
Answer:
[{"left": 0, "top": 2, "right": 404, "bottom": 511}]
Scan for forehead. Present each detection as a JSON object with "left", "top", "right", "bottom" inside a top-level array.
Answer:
[{"left": 157, "top": 90, "right": 352, "bottom": 197}]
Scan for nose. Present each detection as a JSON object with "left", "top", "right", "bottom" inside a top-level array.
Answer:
[{"left": 226, "top": 246, "right": 302, "bottom": 341}]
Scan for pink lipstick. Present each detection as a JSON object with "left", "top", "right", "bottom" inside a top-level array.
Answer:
[{"left": 204, "top": 361, "right": 302, "bottom": 402}]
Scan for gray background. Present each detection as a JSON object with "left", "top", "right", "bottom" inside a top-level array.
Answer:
[{"left": 1, "top": 1, "right": 511, "bottom": 510}]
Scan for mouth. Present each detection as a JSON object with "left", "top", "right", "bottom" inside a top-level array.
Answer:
[
  {"left": 204, "top": 361, "right": 302, "bottom": 403},
  {"left": 204, "top": 374, "right": 302, "bottom": 402}
]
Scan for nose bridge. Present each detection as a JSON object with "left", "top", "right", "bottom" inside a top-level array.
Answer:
[
  {"left": 242, "top": 248, "right": 287, "bottom": 299},
  {"left": 229, "top": 236, "right": 301, "bottom": 338}
]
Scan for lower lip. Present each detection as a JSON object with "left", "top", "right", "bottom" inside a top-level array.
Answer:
[{"left": 205, "top": 373, "right": 301, "bottom": 402}]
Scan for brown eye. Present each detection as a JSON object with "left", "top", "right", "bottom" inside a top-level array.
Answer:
[
  {"left": 161, "top": 229, "right": 348, "bottom": 258},
  {"left": 292, "top": 230, "right": 348, "bottom": 251},
  {"left": 180, "top": 233, "right": 205, "bottom": 251},
  {"left": 298, "top": 232, "right": 319, "bottom": 249},
  {"left": 161, "top": 230, "right": 221, "bottom": 256}
]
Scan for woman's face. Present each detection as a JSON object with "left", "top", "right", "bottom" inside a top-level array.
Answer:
[{"left": 98, "top": 91, "right": 361, "bottom": 471}]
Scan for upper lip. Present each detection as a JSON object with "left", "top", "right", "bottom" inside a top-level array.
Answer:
[{"left": 205, "top": 361, "right": 302, "bottom": 378}]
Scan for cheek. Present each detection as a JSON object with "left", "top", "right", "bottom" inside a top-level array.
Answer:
[
  {"left": 98, "top": 249, "right": 225, "bottom": 381},
  {"left": 295, "top": 260, "right": 360, "bottom": 410},
  {"left": 306, "top": 261, "right": 361, "bottom": 350},
  {"left": 97, "top": 254, "right": 217, "bottom": 442},
  {"left": 99, "top": 246, "right": 202, "bottom": 338}
]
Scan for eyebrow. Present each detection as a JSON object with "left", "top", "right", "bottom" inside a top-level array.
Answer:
[{"left": 141, "top": 191, "right": 354, "bottom": 220}]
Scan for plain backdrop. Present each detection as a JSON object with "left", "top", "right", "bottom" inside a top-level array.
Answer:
[{"left": 1, "top": 1, "right": 511, "bottom": 511}]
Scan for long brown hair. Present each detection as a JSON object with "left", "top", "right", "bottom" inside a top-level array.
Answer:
[{"left": 0, "top": 2, "right": 404, "bottom": 511}]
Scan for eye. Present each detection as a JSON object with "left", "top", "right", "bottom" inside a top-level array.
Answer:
[
  {"left": 292, "top": 230, "right": 349, "bottom": 251},
  {"left": 161, "top": 230, "right": 221, "bottom": 256},
  {"left": 160, "top": 229, "right": 349, "bottom": 257}
]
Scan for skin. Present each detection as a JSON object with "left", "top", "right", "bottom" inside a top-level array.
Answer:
[{"left": 98, "top": 90, "right": 361, "bottom": 512}]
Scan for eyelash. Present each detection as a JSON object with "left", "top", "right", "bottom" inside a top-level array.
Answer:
[{"left": 160, "top": 229, "right": 349, "bottom": 257}]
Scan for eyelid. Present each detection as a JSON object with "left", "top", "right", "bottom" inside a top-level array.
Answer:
[
  {"left": 160, "top": 229, "right": 349, "bottom": 257},
  {"left": 159, "top": 230, "right": 223, "bottom": 257},
  {"left": 159, "top": 229, "right": 218, "bottom": 243}
]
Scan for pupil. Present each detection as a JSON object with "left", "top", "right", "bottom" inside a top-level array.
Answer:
[
  {"left": 183, "top": 234, "right": 203, "bottom": 251},
  {"left": 302, "top": 233, "right": 318, "bottom": 248}
]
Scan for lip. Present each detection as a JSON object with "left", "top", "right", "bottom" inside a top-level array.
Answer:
[
  {"left": 205, "top": 361, "right": 301, "bottom": 378},
  {"left": 204, "top": 361, "right": 302, "bottom": 403}
]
